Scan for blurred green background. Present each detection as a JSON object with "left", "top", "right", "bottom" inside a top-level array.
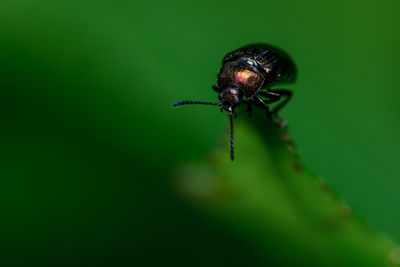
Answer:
[{"left": 0, "top": 0, "right": 399, "bottom": 266}]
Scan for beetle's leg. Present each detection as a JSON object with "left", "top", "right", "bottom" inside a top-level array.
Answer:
[
  {"left": 212, "top": 85, "right": 221, "bottom": 92},
  {"left": 258, "top": 91, "right": 280, "bottom": 102},
  {"left": 258, "top": 89, "right": 292, "bottom": 114},
  {"left": 252, "top": 95, "right": 273, "bottom": 118},
  {"left": 245, "top": 100, "right": 253, "bottom": 117}
]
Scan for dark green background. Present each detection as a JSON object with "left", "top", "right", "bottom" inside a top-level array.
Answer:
[{"left": 0, "top": 0, "right": 399, "bottom": 266}]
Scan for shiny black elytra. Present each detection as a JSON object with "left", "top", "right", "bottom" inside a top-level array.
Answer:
[{"left": 173, "top": 44, "right": 297, "bottom": 161}]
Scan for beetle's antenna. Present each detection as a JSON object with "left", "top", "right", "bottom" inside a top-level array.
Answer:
[
  {"left": 229, "top": 111, "right": 234, "bottom": 161},
  {"left": 173, "top": 101, "right": 222, "bottom": 107}
]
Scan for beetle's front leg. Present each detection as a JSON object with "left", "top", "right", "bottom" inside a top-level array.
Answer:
[
  {"left": 258, "top": 89, "right": 292, "bottom": 114},
  {"left": 212, "top": 85, "right": 221, "bottom": 92},
  {"left": 252, "top": 96, "right": 273, "bottom": 119}
]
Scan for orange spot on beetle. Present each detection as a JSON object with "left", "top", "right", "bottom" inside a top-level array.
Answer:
[{"left": 235, "top": 69, "right": 255, "bottom": 83}]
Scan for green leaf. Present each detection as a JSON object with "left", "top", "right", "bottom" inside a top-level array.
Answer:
[{"left": 174, "top": 106, "right": 400, "bottom": 266}]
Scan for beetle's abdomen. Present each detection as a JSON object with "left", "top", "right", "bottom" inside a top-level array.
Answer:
[
  {"left": 217, "top": 61, "right": 264, "bottom": 98},
  {"left": 223, "top": 44, "right": 297, "bottom": 85}
]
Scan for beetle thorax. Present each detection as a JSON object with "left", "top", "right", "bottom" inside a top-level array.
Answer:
[
  {"left": 217, "top": 61, "right": 265, "bottom": 98},
  {"left": 234, "top": 69, "right": 257, "bottom": 83}
]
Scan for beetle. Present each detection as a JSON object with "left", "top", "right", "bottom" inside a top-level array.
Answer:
[{"left": 173, "top": 44, "right": 296, "bottom": 161}]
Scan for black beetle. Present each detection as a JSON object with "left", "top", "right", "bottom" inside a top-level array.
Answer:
[{"left": 173, "top": 44, "right": 296, "bottom": 161}]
